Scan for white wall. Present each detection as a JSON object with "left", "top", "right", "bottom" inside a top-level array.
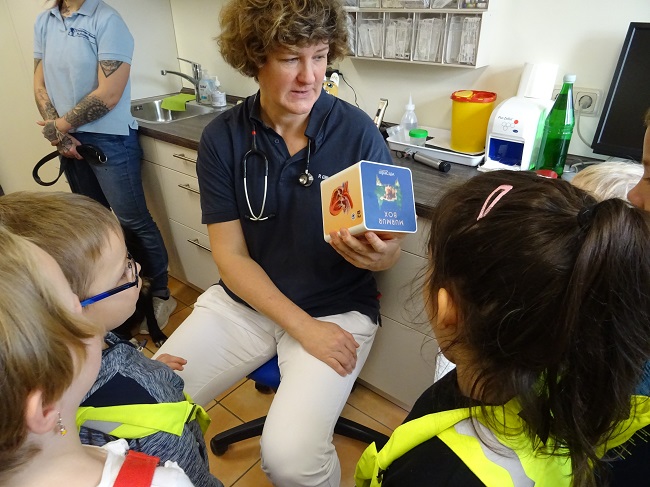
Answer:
[
  {"left": 0, "top": 0, "right": 69, "bottom": 193},
  {"left": 169, "top": 0, "right": 650, "bottom": 159},
  {"left": 0, "top": 0, "right": 179, "bottom": 193},
  {"left": 2, "top": 0, "right": 648, "bottom": 194},
  {"left": 107, "top": 0, "right": 181, "bottom": 99}
]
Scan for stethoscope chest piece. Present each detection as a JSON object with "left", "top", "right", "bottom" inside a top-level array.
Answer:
[{"left": 298, "top": 171, "right": 314, "bottom": 187}]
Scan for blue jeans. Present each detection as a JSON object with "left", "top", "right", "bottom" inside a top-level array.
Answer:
[{"left": 62, "top": 128, "right": 169, "bottom": 295}]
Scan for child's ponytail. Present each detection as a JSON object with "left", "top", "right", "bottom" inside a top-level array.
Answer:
[{"left": 556, "top": 198, "right": 650, "bottom": 483}]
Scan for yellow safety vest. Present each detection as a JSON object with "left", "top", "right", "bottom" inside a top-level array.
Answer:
[
  {"left": 355, "top": 395, "right": 650, "bottom": 487},
  {"left": 76, "top": 393, "right": 211, "bottom": 439}
]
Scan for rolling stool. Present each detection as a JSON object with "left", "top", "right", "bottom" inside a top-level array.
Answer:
[{"left": 210, "top": 355, "right": 391, "bottom": 456}]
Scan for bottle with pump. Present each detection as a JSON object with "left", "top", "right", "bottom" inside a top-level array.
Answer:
[
  {"left": 400, "top": 95, "right": 418, "bottom": 135},
  {"left": 534, "top": 74, "right": 576, "bottom": 176},
  {"left": 198, "top": 69, "right": 212, "bottom": 105}
]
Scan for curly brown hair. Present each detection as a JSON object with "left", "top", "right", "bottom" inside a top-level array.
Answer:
[{"left": 217, "top": 0, "right": 349, "bottom": 79}]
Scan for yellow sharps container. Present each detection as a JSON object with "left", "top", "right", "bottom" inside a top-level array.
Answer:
[{"left": 450, "top": 90, "right": 497, "bottom": 153}]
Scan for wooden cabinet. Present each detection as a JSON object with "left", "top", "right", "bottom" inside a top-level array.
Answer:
[
  {"left": 140, "top": 136, "right": 220, "bottom": 292},
  {"left": 345, "top": 0, "right": 492, "bottom": 68}
]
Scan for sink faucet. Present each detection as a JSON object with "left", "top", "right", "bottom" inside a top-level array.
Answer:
[{"left": 161, "top": 57, "right": 203, "bottom": 103}]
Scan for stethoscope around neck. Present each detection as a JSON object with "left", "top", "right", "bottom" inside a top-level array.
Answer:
[{"left": 242, "top": 122, "right": 314, "bottom": 221}]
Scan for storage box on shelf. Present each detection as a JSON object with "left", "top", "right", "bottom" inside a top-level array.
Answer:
[
  {"left": 413, "top": 13, "right": 445, "bottom": 62},
  {"left": 384, "top": 12, "right": 414, "bottom": 60},
  {"left": 357, "top": 12, "right": 384, "bottom": 58},
  {"left": 348, "top": 0, "right": 488, "bottom": 7},
  {"left": 140, "top": 136, "right": 220, "bottom": 292},
  {"left": 344, "top": 0, "right": 491, "bottom": 67}
]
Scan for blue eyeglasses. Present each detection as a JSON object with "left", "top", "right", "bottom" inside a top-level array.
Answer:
[{"left": 80, "top": 253, "right": 139, "bottom": 307}]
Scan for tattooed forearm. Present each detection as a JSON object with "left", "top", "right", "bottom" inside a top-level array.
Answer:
[
  {"left": 35, "top": 88, "right": 60, "bottom": 121},
  {"left": 63, "top": 95, "right": 109, "bottom": 128},
  {"left": 42, "top": 120, "right": 59, "bottom": 143},
  {"left": 100, "top": 60, "right": 123, "bottom": 78}
]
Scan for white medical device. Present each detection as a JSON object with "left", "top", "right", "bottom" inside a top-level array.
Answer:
[
  {"left": 484, "top": 62, "right": 557, "bottom": 170},
  {"left": 484, "top": 97, "right": 553, "bottom": 170}
]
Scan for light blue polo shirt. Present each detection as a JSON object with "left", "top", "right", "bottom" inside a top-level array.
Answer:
[{"left": 34, "top": 0, "right": 137, "bottom": 135}]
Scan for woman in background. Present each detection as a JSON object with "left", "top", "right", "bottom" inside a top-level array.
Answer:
[
  {"left": 357, "top": 170, "right": 650, "bottom": 486},
  {"left": 33, "top": 0, "right": 175, "bottom": 330}
]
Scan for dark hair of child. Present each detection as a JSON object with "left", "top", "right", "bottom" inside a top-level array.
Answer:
[{"left": 424, "top": 170, "right": 650, "bottom": 485}]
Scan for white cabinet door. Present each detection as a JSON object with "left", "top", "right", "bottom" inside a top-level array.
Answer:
[
  {"left": 360, "top": 220, "right": 456, "bottom": 409},
  {"left": 167, "top": 219, "right": 220, "bottom": 292},
  {"left": 141, "top": 137, "right": 211, "bottom": 291},
  {"left": 376, "top": 249, "right": 427, "bottom": 331},
  {"left": 141, "top": 159, "right": 184, "bottom": 279},
  {"left": 401, "top": 218, "right": 431, "bottom": 257},
  {"left": 359, "top": 316, "right": 440, "bottom": 409}
]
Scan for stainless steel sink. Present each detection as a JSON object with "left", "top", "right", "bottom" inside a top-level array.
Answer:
[{"left": 131, "top": 98, "right": 229, "bottom": 123}]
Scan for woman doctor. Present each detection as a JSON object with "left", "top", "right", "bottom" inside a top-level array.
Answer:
[{"left": 153, "top": 0, "right": 403, "bottom": 485}]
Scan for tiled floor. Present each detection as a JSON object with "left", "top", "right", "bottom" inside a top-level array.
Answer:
[{"left": 137, "top": 277, "right": 409, "bottom": 487}]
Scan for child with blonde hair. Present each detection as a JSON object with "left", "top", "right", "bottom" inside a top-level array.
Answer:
[
  {"left": 0, "top": 192, "right": 221, "bottom": 487},
  {"left": 571, "top": 160, "right": 643, "bottom": 202},
  {"left": 0, "top": 226, "right": 193, "bottom": 486}
]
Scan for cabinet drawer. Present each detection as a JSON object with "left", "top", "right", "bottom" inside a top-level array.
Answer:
[
  {"left": 157, "top": 165, "right": 204, "bottom": 234},
  {"left": 359, "top": 316, "right": 439, "bottom": 409},
  {"left": 154, "top": 140, "right": 198, "bottom": 177},
  {"left": 167, "top": 219, "right": 220, "bottom": 291},
  {"left": 376, "top": 250, "right": 427, "bottom": 330}
]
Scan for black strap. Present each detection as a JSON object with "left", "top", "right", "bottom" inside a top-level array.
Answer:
[
  {"left": 33, "top": 150, "right": 65, "bottom": 186},
  {"left": 32, "top": 144, "right": 107, "bottom": 186}
]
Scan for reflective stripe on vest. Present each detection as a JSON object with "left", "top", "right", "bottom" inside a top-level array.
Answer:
[
  {"left": 355, "top": 396, "right": 650, "bottom": 487},
  {"left": 76, "top": 393, "right": 211, "bottom": 439}
]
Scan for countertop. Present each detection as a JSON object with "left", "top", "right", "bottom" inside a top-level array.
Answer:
[
  {"left": 136, "top": 98, "right": 479, "bottom": 215},
  {"left": 136, "top": 95, "right": 590, "bottom": 214}
]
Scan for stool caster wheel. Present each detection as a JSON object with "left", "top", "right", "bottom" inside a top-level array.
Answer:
[
  {"left": 255, "top": 383, "right": 274, "bottom": 394},
  {"left": 211, "top": 441, "right": 229, "bottom": 456}
]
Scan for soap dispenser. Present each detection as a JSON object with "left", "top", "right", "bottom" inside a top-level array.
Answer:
[{"left": 198, "top": 69, "right": 212, "bottom": 105}]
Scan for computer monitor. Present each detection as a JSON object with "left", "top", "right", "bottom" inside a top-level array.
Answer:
[{"left": 591, "top": 22, "right": 650, "bottom": 162}]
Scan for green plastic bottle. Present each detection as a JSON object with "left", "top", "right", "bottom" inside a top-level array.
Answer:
[{"left": 534, "top": 74, "right": 576, "bottom": 177}]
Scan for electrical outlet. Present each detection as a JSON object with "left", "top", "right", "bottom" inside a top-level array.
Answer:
[{"left": 551, "top": 86, "right": 602, "bottom": 117}]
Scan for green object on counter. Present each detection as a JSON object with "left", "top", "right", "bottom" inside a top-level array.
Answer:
[
  {"left": 534, "top": 74, "right": 576, "bottom": 177},
  {"left": 409, "top": 128, "right": 428, "bottom": 146},
  {"left": 160, "top": 93, "right": 196, "bottom": 112}
]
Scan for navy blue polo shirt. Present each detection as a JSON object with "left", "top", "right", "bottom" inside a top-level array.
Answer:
[{"left": 197, "top": 90, "right": 392, "bottom": 321}]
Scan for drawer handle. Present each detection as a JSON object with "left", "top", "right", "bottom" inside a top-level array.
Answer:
[
  {"left": 187, "top": 238, "right": 211, "bottom": 253},
  {"left": 173, "top": 153, "right": 197, "bottom": 164},
  {"left": 178, "top": 183, "right": 200, "bottom": 195}
]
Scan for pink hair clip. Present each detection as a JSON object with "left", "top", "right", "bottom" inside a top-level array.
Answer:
[{"left": 477, "top": 184, "right": 513, "bottom": 221}]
